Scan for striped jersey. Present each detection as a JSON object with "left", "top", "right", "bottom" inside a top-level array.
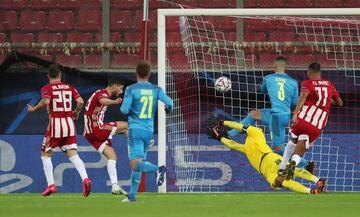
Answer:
[
  {"left": 297, "top": 79, "right": 340, "bottom": 130},
  {"left": 83, "top": 89, "right": 110, "bottom": 134},
  {"left": 41, "top": 81, "right": 80, "bottom": 138}
]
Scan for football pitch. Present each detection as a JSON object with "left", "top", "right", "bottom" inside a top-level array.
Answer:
[{"left": 0, "top": 193, "right": 359, "bottom": 217}]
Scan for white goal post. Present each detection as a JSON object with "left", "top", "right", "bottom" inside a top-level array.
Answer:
[{"left": 157, "top": 8, "right": 360, "bottom": 193}]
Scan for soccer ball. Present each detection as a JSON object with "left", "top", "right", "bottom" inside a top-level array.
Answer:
[{"left": 215, "top": 76, "right": 231, "bottom": 93}]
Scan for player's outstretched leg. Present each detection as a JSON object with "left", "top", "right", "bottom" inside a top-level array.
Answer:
[
  {"left": 281, "top": 179, "right": 312, "bottom": 194},
  {"left": 277, "top": 176, "right": 322, "bottom": 194},
  {"left": 102, "top": 146, "right": 128, "bottom": 196},
  {"left": 67, "top": 149, "right": 91, "bottom": 197}
]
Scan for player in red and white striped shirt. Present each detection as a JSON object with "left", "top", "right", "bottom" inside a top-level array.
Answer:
[
  {"left": 279, "top": 62, "right": 343, "bottom": 179},
  {"left": 27, "top": 64, "right": 92, "bottom": 197},
  {"left": 84, "top": 77, "right": 128, "bottom": 195}
]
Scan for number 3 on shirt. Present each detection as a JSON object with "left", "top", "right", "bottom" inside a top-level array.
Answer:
[
  {"left": 140, "top": 95, "right": 153, "bottom": 119},
  {"left": 277, "top": 81, "right": 285, "bottom": 101}
]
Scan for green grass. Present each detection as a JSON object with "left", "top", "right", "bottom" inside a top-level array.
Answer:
[{"left": 0, "top": 193, "right": 359, "bottom": 217}]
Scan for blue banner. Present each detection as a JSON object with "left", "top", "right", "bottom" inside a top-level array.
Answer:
[
  {"left": 0, "top": 135, "right": 158, "bottom": 193},
  {"left": 1, "top": 133, "right": 359, "bottom": 193}
]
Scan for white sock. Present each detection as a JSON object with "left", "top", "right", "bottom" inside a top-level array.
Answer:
[
  {"left": 292, "top": 154, "right": 301, "bottom": 166},
  {"left": 279, "top": 140, "right": 296, "bottom": 170},
  {"left": 69, "top": 155, "right": 88, "bottom": 181},
  {"left": 107, "top": 160, "right": 118, "bottom": 186},
  {"left": 41, "top": 156, "right": 54, "bottom": 186}
]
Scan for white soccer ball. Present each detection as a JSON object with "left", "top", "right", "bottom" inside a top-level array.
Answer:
[{"left": 215, "top": 76, "right": 231, "bottom": 93}]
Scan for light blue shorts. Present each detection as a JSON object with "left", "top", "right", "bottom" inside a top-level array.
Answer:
[{"left": 128, "top": 128, "right": 153, "bottom": 160}]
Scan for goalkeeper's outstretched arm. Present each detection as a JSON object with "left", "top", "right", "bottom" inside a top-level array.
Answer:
[
  {"left": 220, "top": 137, "right": 246, "bottom": 154},
  {"left": 223, "top": 121, "right": 246, "bottom": 133},
  {"left": 224, "top": 121, "right": 266, "bottom": 144},
  {"left": 207, "top": 119, "right": 246, "bottom": 153}
]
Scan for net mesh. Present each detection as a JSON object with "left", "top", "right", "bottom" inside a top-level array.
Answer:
[{"left": 165, "top": 15, "right": 360, "bottom": 192}]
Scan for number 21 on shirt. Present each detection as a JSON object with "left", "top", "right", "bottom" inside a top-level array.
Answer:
[{"left": 140, "top": 95, "right": 153, "bottom": 119}]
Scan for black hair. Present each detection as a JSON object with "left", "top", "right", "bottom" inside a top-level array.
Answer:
[
  {"left": 308, "top": 62, "right": 321, "bottom": 73},
  {"left": 108, "top": 77, "right": 123, "bottom": 86},
  {"left": 48, "top": 64, "right": 61, "bottom": 78}
]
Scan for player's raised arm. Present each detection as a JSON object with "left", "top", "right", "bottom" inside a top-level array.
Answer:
[
  {"left": 158, "top": 87, "right": 173, "bottom": 113},
  {"left": 120, "top": 87, "right": 133, "bottom": 115},
  {"left": 99, "top": 97, "right": 122, "bottom": 106}
]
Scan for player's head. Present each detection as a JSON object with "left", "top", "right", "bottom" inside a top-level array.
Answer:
[
  {"left": 307, "top": 62, "right": 321, "bottom": 79},
  {"left": 47, "top": 64, "right": 61, "bottom": 80},
  {"left": 107, "top": 77, "right": 124, "bottom": 97},
  {"left": 136, "top": 60, "right": 151, "bottom": 81},
  {"left": 273, "top": 56, "right": 287, "bottom": 73}
]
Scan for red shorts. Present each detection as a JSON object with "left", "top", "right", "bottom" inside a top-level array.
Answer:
[
  {"left": 290, "top": 119, "right": 321, "bottom": 148},
  {"left": 41, "top": 130, "right": 77, "bottom": 152},
  {"left": 84, "top": 122, "right": 117, "bottom": 153}
]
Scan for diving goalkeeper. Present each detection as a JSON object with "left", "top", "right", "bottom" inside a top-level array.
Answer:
[{"left": 208, "top": 118, "right": 326, "bottom": 194}]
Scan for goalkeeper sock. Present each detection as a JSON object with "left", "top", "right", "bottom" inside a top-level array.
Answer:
[
  {"left": 291, "top": 154, "right": 301, "bottom": 166},
  {"left": 69, "top": 155, "right": 88, "bottom": 181},
  {"left": 41, "top": 156, "right": 54, "bottom": 186},
  {"left": 282, "top": 180, "right": 311, "bottom": 194},
  {"left": 279, "top": 140, "right": 296, "bottom": 170},
  {"left": 129, "top": 171, "right": 141, "bottom": 199},
  {"left": 107, "top": 160, "right": 118, "bottom": 185},
  {"left": 135, "top": 161, "right": 159, "bottom": 173}
]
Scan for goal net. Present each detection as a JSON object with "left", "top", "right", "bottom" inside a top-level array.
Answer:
[{"left": 160, "top": 10, "right": 360, "bottom": 192}]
